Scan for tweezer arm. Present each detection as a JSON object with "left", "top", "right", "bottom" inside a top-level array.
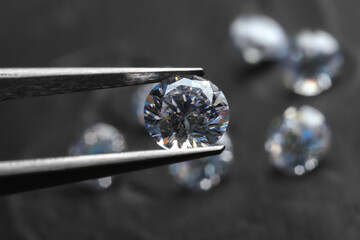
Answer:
[
  {"left": 0, "top": 145, "right": 224, "bottom": 195},
  {"left": 0, "top": 67, "right": 204, "bottom": 100}
]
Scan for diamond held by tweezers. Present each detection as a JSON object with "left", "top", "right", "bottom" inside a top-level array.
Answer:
[{"left": 144, "top": 75, "right": 229, "bottom": 149}]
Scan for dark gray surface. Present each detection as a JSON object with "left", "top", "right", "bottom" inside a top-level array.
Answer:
[{"left": 0, "top": 0, "right": 359, "bottom": 239}]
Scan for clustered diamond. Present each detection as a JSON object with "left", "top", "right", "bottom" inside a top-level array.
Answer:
[
  {"left": 69, "top": 123, "right": 127, "bottom": 190},
  {"left": 284, "top": 30, "right": 343, "bottom": 96},
  {"left": 230, "top": 14, "right": 289, "bottom": 64},
  {"left": 265, "top": 106, "right": 330, "bottom": 175}
]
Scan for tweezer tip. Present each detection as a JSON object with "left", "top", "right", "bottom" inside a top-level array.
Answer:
[
  {"left": 180, "top": 145, "right": 225, "bottom": 156},
  {"left": 204, "top": 145, "right": 225, "bottom": 153}
]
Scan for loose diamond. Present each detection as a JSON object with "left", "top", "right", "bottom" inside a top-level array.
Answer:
[
  {"left": 144, "top": 75, "right": 229, "bottom": 149},
  {"left": 284, "top": 30, "right": 344, "bottom": 96},
  {"left": 69, "top": 123, "right": 127, "bottom": 190},
  {"left": 229, "top": 14, "right": 289, "bottom": 64},
  {"left": 169, "top": 133, "right": 233, "bottom": 191},
  {"left": 265, "top": 106, "right": 330, "bottom": 175}
]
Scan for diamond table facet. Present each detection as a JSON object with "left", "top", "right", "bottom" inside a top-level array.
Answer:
[
  {"left": 144, "top": 75, "right": 229, "bottom": 149},
  {"left": 265, "top": 106, "right": 330, "bottom": 176}
]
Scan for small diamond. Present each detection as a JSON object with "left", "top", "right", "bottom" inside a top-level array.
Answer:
[
  {"left": 284, "top": 30, "right": 344, "bottom": 96},
  {"left": 229, "top": 14, "right": 289, "bottom": 64},
  {"left": 144, "top": 75, "right": 229, "bottom": 149},
  {"left": 169, "top": 133, "right": 233, "bottom": 191},
  {"left": 265, "top": 106, "right": 330, "bottom": 175},
  {"left": 69, "top": 123, "right": 127, "bottom": 190}
]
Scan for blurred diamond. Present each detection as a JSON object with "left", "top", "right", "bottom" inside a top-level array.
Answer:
[
  {"left": 265, "top": 106, "right": 330, "bottom": 175},
  {"left": 144, "top": 75, "right": 229, "bottom": 149},
  {"left": 284, "top": 30, "right": 343, "bottom": 96},
  {"left": 229, "top": 14, "right": 289, "bottom": 64},
  {"left": 169, "top": 133, "right": 233, "bottom": 191},
  {"left": 69, "top": 123, "right": 127, "bottom": 190}
]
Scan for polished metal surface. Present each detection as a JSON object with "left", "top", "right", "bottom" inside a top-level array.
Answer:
[
  {"left": 0, "top": 145, "right": 224, "bottom": 195},
  {"left": 0, "top": 67, "right": 204, "bottom": 100}
]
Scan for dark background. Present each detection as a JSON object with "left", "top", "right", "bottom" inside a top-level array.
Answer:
[{"left": 0, "top": 0, "right": 359, "bottom": 239}]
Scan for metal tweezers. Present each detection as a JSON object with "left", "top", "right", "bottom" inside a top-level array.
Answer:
[{"left": 0, "top": 68, "right": 225, "bottom": 195}]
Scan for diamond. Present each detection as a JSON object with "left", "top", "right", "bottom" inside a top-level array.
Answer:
[
  {"left": 284, "top": 30, "right": 344, "bottom": 96},
  {"left": 144, "top": 75, "right": 229, "bottom": 149},
  {"left": 132, "top": 83, "right": 157, "bottom": 126},
  {"left": 265, "top": 106, "right": 330, "bottom": 175},
  {"left": 69, "top": 123, "right": 127, "bottom": 190},
  {"left": 229, "top": 14, "right": 289, "bottom": 64},
  {"left": 169, "top": 133, "right": 233, "bottom": 191}
]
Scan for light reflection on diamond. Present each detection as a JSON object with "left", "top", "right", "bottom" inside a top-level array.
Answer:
[
  {"left": 229, "top": 14, "right": 289, "bottom": 64},
  {"left": 294, "top": 165, "right": 305, "bottom": 175},
  {"left": 144, "top": 75, "right": 229, "bottom": 149},
  {"left": 284, "top": 30, "right": 343, "bottom": 96},
  {"left": 265, "top": 106, "right": 330, "bottom": 176},
  {"left": 169, "top": 133, "right": 233, "bottom": 191},
  {"left": 69, "top": 123, "right": 127, "bottom": 190}
]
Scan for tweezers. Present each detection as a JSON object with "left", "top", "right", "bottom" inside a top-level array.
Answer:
[{"left": 0, "top": 67, "right": 225, "bottom": 195}]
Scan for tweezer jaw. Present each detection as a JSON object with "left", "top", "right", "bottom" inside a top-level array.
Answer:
[
  {"left": 0, "top": 145, "right": 224, "bottom": 195},
  {"left": 0, "top": 67, "right": 204, "bottom": 100},
  {"left": 0, "top": 67, "right": 215, "bottom": 195}
]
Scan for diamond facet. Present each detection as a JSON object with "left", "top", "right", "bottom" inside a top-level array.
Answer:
[
  {"left": 284, "top": 30, "right": 343, "bottom": 96},
  {"left": 69, "top": 123, "right": 127, "bottom": 190},
  {"left": 169, "top": 133, "right": 233, "bottom": 191},
  {"left": 229, "top": 14, "right": 289, "bottom": 64},
  {"left": 132, "top": 83, "right": 157, "bottom": 126},
  {"left": 144, "top": 75, "right": 229, "bottom": 149},
  {"left": 265, "top": 106, "right": 330, "bottom": 175}
]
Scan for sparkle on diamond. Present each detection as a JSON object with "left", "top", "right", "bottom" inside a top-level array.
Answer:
[{"left": 144, "top": 75, "right": 229, "bottom": 149}]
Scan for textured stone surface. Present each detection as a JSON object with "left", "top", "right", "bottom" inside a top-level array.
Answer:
[
  {"left": 144, "top": 75, "right": 229, "bottom": 149},
  {"left": 169, "top": 133, "right": 233, "bottom": 191},
  {"left": 265, "top": 106, "right": 330, "bottom": 175},
  {"left": 284, "top": 30, "right": 344, "bottom": 96}
]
